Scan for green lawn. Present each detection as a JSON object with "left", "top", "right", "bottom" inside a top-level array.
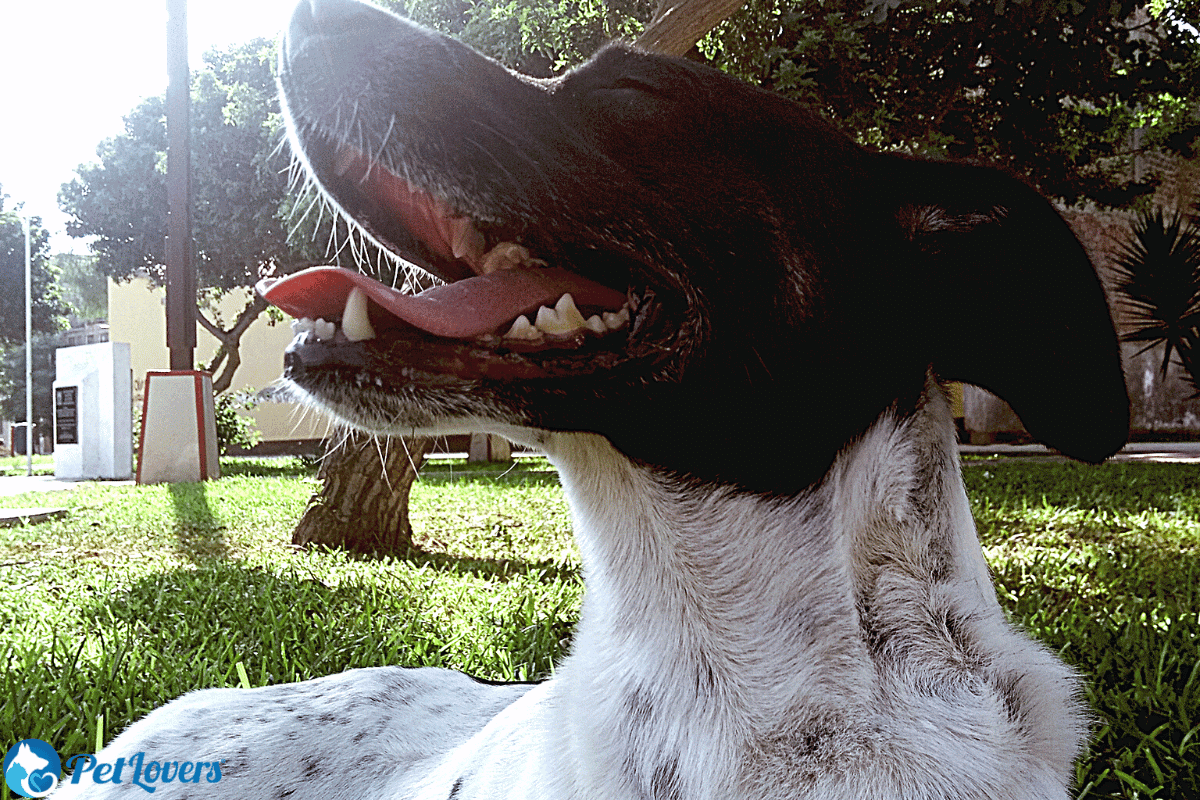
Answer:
[
  {"left": 1, "top": 457, "right": 1196, "bottom": 799},
  {"left": 0, "top": 454, "right": 54, "bottom": 476}
]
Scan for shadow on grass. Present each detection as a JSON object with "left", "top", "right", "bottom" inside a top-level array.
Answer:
[
  {"left": 166, "top": 481, "right": 229, "bottom": 562},
  {"left": 8, "top": 558, "right": 577, "bottom": 752}
]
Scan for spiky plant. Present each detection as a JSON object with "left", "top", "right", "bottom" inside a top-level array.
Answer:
[{"left": 1109, "top": 204, "right": 1200, "bottom": 394}]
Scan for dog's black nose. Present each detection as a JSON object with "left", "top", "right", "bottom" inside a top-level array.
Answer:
[
  {"left": 286, "top": 0, "right": 385, "bottom": 57},
  {"left": 290, "top": 0, "right": 374, "bottom": 31}
]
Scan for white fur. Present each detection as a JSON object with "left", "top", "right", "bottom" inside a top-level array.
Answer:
[{"left": 53, "top": 381, "right": 1085, "bottom": 799}]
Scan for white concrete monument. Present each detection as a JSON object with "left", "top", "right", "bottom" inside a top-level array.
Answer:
[
  {"left": 53, "top": 342, "right": 134, "bottom": 480},
  {"left": 136, "top": 371, "right": 220, "bottom": 484}
]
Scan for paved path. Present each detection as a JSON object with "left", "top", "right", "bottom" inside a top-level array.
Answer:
[
  {"left": 0, "top": 474, "right": 136, "bottom": 497},
  {"left": 0, "top": 476, "right": 133, "bottom": 526},
  {"left": 958, "top": 441, "right": 1200, "bottom": 464}
]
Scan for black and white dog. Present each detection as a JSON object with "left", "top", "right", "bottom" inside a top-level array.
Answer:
[{"left": 56, "top": 0, "right": 1129, "bottom": 797}]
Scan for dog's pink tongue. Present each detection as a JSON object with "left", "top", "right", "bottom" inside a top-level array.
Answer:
[{"left": 257, "top": 266, "right": 625, "bottom": 339}]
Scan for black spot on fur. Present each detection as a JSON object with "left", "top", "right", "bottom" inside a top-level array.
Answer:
[
  {"left": 303, "top": 755, "right": 323, "bottom": 779},
  {"left": 623, "top": 686, "right": 655, "bottom": 726},
  {"left": 448, "top": 777, "right": 464, "bottom": 799},
  {"left": 649, "top": 757, "right": 684, "bottom": 800}
]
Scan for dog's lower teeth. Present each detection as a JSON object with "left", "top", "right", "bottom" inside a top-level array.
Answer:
[
  {"left": 501, "top": 293, "right": 631, "bottom": 343},
  {"left": 602, "top": 308, "right": 630, "bottom": 330},
  {"left": 505, "top": 315, "right": 542, "bottom": 340},
  {"left": 314, "top": 319, "right": 336, "bottom": 342}
]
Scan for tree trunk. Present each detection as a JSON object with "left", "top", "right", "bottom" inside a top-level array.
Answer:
[{"left": 292, "top": 433, "right": 433, "bottom": 556}]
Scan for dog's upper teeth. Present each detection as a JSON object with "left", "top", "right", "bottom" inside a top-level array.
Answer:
[
  {"left": 291, "top": 317, "right": 316, "bottom": 335},
  {"left": 478, "top": 242, "right": 548, "bottom": 273},
  {"left": 450, "top": 217, "right": 486, "bottom": 261},
  {"left": 480, "top": 242, "right": 533, "bottom": 273},
  {"left": 341, "top": 286, "right": 377, "bottom": 342},
  {"left": 314, "top": 319, "right": 336, "bottom": 342},
  {"left": 504, "top": 314, "right": 542, "bottom": 340}
]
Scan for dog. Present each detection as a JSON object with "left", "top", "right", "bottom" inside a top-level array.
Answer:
[{"left": 53, "top": 0, "right": 1129, "bottom": 797}]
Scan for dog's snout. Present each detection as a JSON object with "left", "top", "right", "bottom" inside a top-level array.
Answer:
[{"left": 289, "top": 0, "right": 374, "bottom": 36}]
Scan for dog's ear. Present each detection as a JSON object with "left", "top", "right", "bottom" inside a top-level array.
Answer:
[{"left": 892, "top": 157, "right": 1129, "bottom": 463}]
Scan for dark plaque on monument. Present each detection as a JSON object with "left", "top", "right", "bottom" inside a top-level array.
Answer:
[{"left": 56, "top": 386, "right": 79, "bottom": 445}]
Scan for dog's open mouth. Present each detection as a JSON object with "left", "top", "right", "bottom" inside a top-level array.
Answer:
[{"left": 257, "top": 143, "right": 660, "bottom": 382}]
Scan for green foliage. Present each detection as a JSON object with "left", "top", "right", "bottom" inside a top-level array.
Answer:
[
  {"left": 1109, "top": 205, "right": 1200, "bottom": 392},
  {"left": 54, "top": 253, "right": 109, "bottom": 322},
  {"left": 702, "top": 0, "right": 1200, "bottom": 205},
  {"left": 57, "top": 42, "right": 371, "bottom": 391},
  {"left": 0, "top": 333, "right": 58, "bottom": 427},
  {"left": 211, "top": 390, "right": 263, "bottom": 455},
  {"left": 383, "top": 0, "right": 655, "bottom": 74},
  {"left": 0, "top": 187, "right": 67, "bottom": 346}
]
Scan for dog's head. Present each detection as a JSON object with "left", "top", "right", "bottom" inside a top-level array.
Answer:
[{"left": 264, "top": 0, "right": 1128, "bottom": 493}]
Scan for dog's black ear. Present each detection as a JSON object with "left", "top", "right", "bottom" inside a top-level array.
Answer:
[{"left": 891, "top": 157, "right": 1129, "bottom": 463}]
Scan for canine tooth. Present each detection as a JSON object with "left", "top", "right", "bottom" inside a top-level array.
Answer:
[
  {"left": 554, "top": 294, "right": 588, "bottom": 330},
  {"left": 341, "top": 286, "right": 376, "bottom": 342},
  {"left": 291, "top": 317, "right": 315, "bottom": 335},
  {"left": 450, "top": 217, "right": 486, "bottom": 261},
  {"left": 504, "top": 315, "right": 541, "bottom": 340},
  {"left": 480, "top": 242, "right": 532, "bottom": 273},
  {"left": 314, "top": 319, "right": 336, "bottom": 342},
  {"left": 585, "top": 314, "right": 606, "bottom": 335}
]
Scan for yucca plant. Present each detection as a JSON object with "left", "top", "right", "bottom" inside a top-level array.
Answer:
[{"left": 1109, "top": 203, "right": 1200, "bottom": 394}]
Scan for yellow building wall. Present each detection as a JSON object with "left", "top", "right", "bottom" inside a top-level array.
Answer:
[{"left": 108, "top": 277, "right": 327, "bottom": 443}]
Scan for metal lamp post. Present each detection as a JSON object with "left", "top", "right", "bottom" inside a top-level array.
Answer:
[{"left": 21, "top": 214, "right": 32, "bottom": 476}]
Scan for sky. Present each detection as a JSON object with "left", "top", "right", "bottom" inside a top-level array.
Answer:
[{"left": 0, "top": 0, "right": 298, "bottom": 253}]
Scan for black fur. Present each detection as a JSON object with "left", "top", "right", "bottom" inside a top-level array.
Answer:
[{"left": 278, "top": 0, "right": 1127, "bottom": 494}]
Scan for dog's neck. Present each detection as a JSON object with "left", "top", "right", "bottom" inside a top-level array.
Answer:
[{"left": 528, "top": 384, "right": 1082, "bottom": 799}]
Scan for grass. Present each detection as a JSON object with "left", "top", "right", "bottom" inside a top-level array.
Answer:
[
  {"left": 0, "top": 456, "right": 1197, "bottom": 799},
  {"left": 0, "top": 454, "right": 54, "bottom": 476}
]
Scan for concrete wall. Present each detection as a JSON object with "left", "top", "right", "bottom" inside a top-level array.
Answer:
[{"left": 108, "top": 277, "right": 325, "bottom": 444}]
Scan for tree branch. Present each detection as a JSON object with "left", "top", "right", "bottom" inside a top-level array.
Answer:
[
  {"left": 195, "top": 292, "right": 271, "bottom": 394},
  {"left": 634, "top": 0, "right": 747, "bottom": 57}
]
